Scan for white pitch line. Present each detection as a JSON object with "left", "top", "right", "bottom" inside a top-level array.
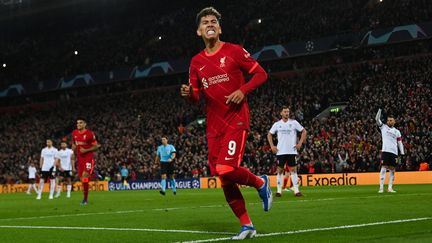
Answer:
[
  {"left": 180, "top": 217, "right": 432, "bottom": 243},
  {"left": 0, "top": 225, "right": 234, "bottom": 235},
  {"left": 1, "top": 192, "right": 430, "bottom": 222}
]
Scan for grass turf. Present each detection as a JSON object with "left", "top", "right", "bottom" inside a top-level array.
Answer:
[{"left": 0, "top": 184, "right": 431, "bottom": 242}]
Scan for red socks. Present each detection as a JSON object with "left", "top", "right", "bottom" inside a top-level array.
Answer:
[
  {"left": 82, "top": 177, "right": 89, "bottom": 201},
  {"left": 222, "top": 182, "right": 252, "bottom": 225}
]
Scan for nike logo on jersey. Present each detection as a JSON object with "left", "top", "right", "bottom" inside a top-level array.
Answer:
[{"left": 199, "top": 65, "right": 206, "bottom": 71}]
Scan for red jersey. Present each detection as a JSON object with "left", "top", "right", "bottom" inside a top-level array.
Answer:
[
  {"left": 189, "top": 42, "right": 267, "bottom": 137},
  {"left": 72, "top": 129, "right": 97, "bottom": 162}
]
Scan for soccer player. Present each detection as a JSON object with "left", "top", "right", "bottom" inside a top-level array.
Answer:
[
  {"left": 54, "top": 141, "right": 75, "bottom": 198},
  {"left": 37, "top": 139, "right": 58, "bottom": 200},
  {"left": 26, "top": 162, "right": 38, "bottom": 195},
  {"left": 267, "top": 106, "right": 306, "bottom": 197},
  {"left": 155, "top": 136, "right": 177, "bottom": 195},
  {"left": 180, "top": 7, "right": 272, "bottom": 240},
  {"left": 72, "top": 117, "right": 99, "bottom": 205},
  {"left": 376, "top": 109, "right": 404, "bottom": 193}
]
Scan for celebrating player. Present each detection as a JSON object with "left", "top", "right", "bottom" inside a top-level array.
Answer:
[
  {"left": 267, "top": 106, "right": 306, "bottom": 197},
  {"left": 37, "top": 139, "right": 58, "bottom": 200},
  {"left": 376, "top": 109, "right": 404, "bottom": 193},
  {"left": 54, "top": 141, "right": 75, "bottom": 198},
  {"left": 155, "top": 136, "right": 177, "bottom": 195},
  {"left": 72, "top": 117, "right": 99, "bottom": 205},
  {"left": 181, "top": 7, "right": 271, "bottom": 240}
]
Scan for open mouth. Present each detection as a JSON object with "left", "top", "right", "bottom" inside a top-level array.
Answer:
[{"left": 207, "top": 29, "right": 216, "bottom": 35}]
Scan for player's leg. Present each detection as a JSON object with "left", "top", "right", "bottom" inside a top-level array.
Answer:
[
  {"left": 379, "top": 153, "right": 390, "bottom": 193},
  {"left": 55, "top": 175, "right": 63, "bottom": 198},
  {"left": 79, "top": 160, "right": 93, "bottom": 204},
  {"left": 26, "top": 179, "right": 32, "bottom": 194},
  {"left": 37, "top": 173, "right": 46, "bottom": 199},
  {"left": 216, "top": 129, "right": 271, "bottom": 211},
  {"left": 169, "top": 163, "right": 177, "bottom": 195},
  {"left": 32, "top": 179, "right": 38, "bottom": 193},
  {"left": 66, "top": 175, "right": 72, "bottom": 198},
  {"left": 220, "top": 177, "right": 256, "bottom": 240},
  {"left": 286, "top": 156, "right": 301, "bottom": 196},
  {"left": 160, "top": 163, "right": 167, "bottom": 196},
  {"left": 288, "top": 166, "right": 301, "bottom": 196},
  {"left": 275, "top": 156, "right": 285, "bottom": 197},
  {"left": 388, "top": 164, "right": 396, "bottom": 193},
  {"left": 48, "top": 168, "right": 56, "bottom": 199}
]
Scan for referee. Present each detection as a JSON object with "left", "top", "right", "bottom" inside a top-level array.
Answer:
[{"left": 155, "top": 136, "right": 177, "bottom": 195}]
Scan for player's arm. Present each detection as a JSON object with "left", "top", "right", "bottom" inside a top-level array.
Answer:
[
  {"left": 155, "top": 154, "right": 160, "bottom": 164},
  {"left": 181, "top": 65, "right": 200, "bottom": 103},
  {"left": 226, "top": 46, "right": 268, "bottom": 104},
  {"left": 40, "top": 153, "right": 44, "bottom": 169},
  {"left": 397, "top": 132, "right": 405, "bottom": 155},
  {"left": 71, "top": 152, "right": 76, "bottom": 172},
  {"left": 295, "top": 128, "right": 307, "bottom": 150},
  {"left": 375, "top": 109, "right": 383, "bottom": 127},
  {"left": 267, "top": 132, "right": 278, "bottom": 154},
  {"left": 80, "top": 144, "right": 98, "bottom": 154},
  {"left": 169, "top": 152, "right": 176, "bottom": 162}
]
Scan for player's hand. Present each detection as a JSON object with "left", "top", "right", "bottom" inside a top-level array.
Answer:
[
  {"left": 180, "top": 84, "right": 192, "bottom": 97},
  {"left": 80, "top": 148, "right": 87, "bottom": 154},
  {"left": 225, "top": 90, "right": 245, "bottom": 104},
  {"left": 271, "top": 145, "right": 278, "bottom": 154},
  {"left": 295, "top": 143, "right": 302, "bottom": 150}
]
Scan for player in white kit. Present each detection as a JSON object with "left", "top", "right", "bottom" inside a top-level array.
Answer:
[
  {"left": 26, "top": 162, "right": 39, "bottom": 194},
  {"left": 268, "top": 106, "right": 307, "bottom": 197},
  {"left": 55, "top": 141, "right": 75, "bottom": 198},
  {"left": 37, "top": 139, "right": 58, "bottom": 200},
  {"left": 376, "top": 109, "right": 405, "bottom": 193}
]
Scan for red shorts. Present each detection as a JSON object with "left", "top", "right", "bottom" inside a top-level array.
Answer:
[
  {"left": 207, "top": 129, "right": 248, "bottom": 176},
  {"left": 77, "top": 159, "right": 95, "bottom": 178}
]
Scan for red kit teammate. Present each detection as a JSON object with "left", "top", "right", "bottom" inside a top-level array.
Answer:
[
  {"left": 72, "top": 117, "right": 99, "bottom": 205},
  {"left": 181, "top": 7, "right": 272, "bottom": 240}
]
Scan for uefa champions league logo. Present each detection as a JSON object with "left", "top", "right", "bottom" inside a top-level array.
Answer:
[{"left": 192, "top": 179, "right": 200, "bottom": 189}]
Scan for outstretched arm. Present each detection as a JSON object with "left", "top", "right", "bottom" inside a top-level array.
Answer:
[{"left": 375, "top": 109, "right": 383, "bottom": 127}]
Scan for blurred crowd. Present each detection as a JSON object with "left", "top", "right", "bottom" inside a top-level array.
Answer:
[
  {"left": 1, "top": 0, "right": 432, "bottom": 89},
  {"left": 1, "top": 53, "right": 430, "bottom": 184}
]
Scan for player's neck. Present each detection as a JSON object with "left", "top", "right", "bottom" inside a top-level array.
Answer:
[
  {"left": 282, "top": 118, "right": 289, "bottom": 122},
  {"left": 205, "top": 39, "right": 222, "bottom": 54}
]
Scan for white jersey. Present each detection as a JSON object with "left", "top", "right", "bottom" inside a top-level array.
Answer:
[
  {"left": 379, "top": 124, "right": 402, "bottom": 155},
  {"left": 28, "top": 166, "right": 37, "bottom": 179},
  {"left": 269, "top": 119, "right": 304, "bottom": 155},
  {"left": 41, "top": 147, "right": 58, "bottom": 171},
  {"left": 55, "top": 148, "right": 74, "bottom": 171}
]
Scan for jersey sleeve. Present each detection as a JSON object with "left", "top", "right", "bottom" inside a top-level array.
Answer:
[
  {"left": 269, "top": 123, "right": 277, "bottom": 134},
  {"left": 294, "top": 120, "right": 304, "bottom": 132},
  {"left": 54, "top": 151, "right": 60, "bottom": 159},
  {"left": 232, "top": 45, "right": 259, "bottom": 74},
  {"left": 88, "top": 131, "right": 97, "bottom": 145},
  {"left": 171, "top": 145, "right": 177, "bottom": 153},
  {"left": 232, "top": 45, "right": 268, "bottom": 95},
  {"left": 188, "top": 61, "right": 201, "bottom": 102}
]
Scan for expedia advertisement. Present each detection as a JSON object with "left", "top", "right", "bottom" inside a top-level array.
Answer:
[
  {"left": 108, "top": 179, "right": 201, "bottom": 191},
  {"left": 200, "top": 171, "right": 432, "bottom": 188}
]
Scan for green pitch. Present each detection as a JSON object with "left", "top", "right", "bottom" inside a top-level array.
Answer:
[{"left": 1, "top": 185, "right": 431, "bottom": 242}]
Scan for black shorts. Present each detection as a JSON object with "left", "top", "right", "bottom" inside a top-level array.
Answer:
[
  {"left": 160, "top": 162, "right": 175, "bottom": 175},
  {"left": 277, "top": 154, "right": 297, "bottom": 168},
  {"left": 381, "top": 152, "right": 398, "bottom": 167},
  {"left": 58, "top": 171, "right": 73, "bottom": 178},
  {"left": 41, "top": 168, "right": 55, "bottom": 181},
  {"left": 28, "top": 178, "right": 36, "bottom": 184}
]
